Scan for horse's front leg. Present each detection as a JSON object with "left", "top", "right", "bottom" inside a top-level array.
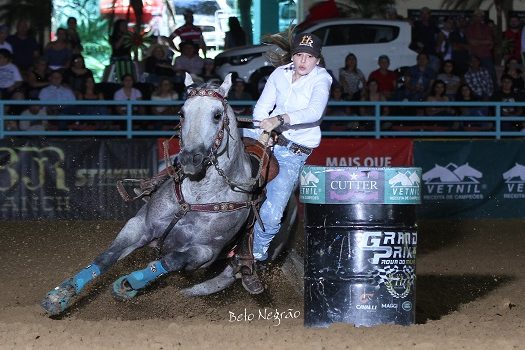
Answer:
[
  {"left": 41, "top": 208, "right": 151, "bottom": 316},
  {"left": 111, "top": 245, "right": 215, "bottom": 300}
]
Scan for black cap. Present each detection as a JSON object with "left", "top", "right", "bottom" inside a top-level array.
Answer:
[{"left": 291, "top": 33, "right": 322, "bottom": 57}]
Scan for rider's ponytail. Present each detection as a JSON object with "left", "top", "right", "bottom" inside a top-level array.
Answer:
[{"left": 262, "top": 26, "right": 295, "bottom": 68}]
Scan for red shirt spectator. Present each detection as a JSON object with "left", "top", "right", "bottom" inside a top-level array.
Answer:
[
  {"left": 367, "top": 55, "right": 397, "bottom": 98},
  {"left": 503, "top": 15, "right": 522, "bottom": 62},
  {"left": 464, "top": 10, "right": 494, "bottom": 60},
  {"left": 167, "top": 10, "right": 206, "bottom": 57}
]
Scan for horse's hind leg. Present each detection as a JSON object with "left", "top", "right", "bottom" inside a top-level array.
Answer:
[
  {"left": 181, "top": 263, "right": 237, "bottom": 296},
  {"left": 42, "top": 214, "right": 149, "bottom": 315},
  {"left": 111, "top": 245, "right": 214, "bottom": 300}
]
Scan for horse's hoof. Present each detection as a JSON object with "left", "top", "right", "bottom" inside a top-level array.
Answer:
[
  {"left": 112, "top": 276, "right": 138, "bottom": 301},
  {"left": 41, "top": 279, "right": 76, "bottom": 316}
]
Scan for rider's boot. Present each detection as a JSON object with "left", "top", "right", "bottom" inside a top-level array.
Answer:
[
  {"left": 240, "top": 262, "right": 264, "bottom": 295},
  {"left": 234, "top": 225, "right": 264, "bottom": 295}
]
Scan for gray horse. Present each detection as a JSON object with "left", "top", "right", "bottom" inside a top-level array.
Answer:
[{"left": 42, "top": 73, "right": 261, "bottom": 316}]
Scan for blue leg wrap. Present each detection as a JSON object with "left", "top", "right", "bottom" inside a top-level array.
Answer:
[
  {"left": 72, "top": 264, "right": 101, "bottom": 293},
  {"left": 127, "top": 261, "right": 167, "bottom": 290}
]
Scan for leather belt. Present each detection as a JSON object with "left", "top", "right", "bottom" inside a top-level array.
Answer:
[{"left": 276, "top": 135, "right": 312, "bottom": 156}]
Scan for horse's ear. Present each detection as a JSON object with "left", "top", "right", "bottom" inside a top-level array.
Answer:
[
  {"left": 184, "top": 72, "right": 194, "bottom": 87},
  {"left": 219, "top": 73, "right": 233, "bottom": 96}
]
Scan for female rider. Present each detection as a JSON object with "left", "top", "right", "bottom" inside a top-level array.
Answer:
[{"left": 241, "top": 33, "right": 332, "bottom": 293}]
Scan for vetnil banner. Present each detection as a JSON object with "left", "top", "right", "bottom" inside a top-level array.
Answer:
[{"left": 414, "top": 140, "right": 525, "bottom": 219}]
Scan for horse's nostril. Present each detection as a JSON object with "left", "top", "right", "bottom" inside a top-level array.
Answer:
[{"left": 192, "top": 154, "right": 203, "bottom": 166}]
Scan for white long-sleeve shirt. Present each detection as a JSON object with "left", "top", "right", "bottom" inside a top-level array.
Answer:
[{"left": 252, "top": 62, "right": 332, "bottom": 148}]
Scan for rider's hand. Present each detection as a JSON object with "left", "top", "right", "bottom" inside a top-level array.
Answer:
[{"left": 259, "top": 115, "right": 287, "bottom": 132}]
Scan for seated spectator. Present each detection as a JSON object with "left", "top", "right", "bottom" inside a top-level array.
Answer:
[
  {"left": 425, "top": 79, "right": 455, "bottom": 117},
  {"left": 19, "top": 98, "right": 47, "bottom": 131},
  {"left": 150, "top": 78, "right": 179, "bottom": 130},
  {"left": 325, "top": 85, "right": 356, "bottom": 131},
  {"left": 228, "top": 78, "right": 252, "bottom": 100},
  {"left": 0, "top": 48, "right": 23, "bottom": 98},
  {"left": 391, "top": 69, "right": 411, "bottom": 102},
  {"left": 360, "top": 79, "right": 389, "bottom": 130},
  {"left": 76, "top": 76, "right": 107, "bottom": 123},
  {"left": 143, "top": 44, "right": 175, "bottom": 85},
  {"left": 151, "top": 77, "right": 179, "bottom": 115},
  {"left": 0, "top": 25, "right": 12, "bottom": 53},
  {"left": 367, "top": 54, "right": 397, "bottom": 99},
  {"left": 228, "top": 78, "right": 253, "bottom": 115},
  {"left": 174, "top": 40, "right": 204, "bottom": 80},
  {"left": 113, "top": 73, "right": 143, "bottom": 116},
  {"left": 201, "top": 58, "right": 221, "bottom": 83},
  {"left": 437, "top": 59, "right": 461, "bottom": 100},
  {"left": 38, "top": 70, "right": 76, "bottom": 127},
  {"left": 77, "top": 76, "right": 104, "bottom": 101},
  {"left": 405, "top": 52, "right": 436, "bottom": 102},
  {"left": 339, "top": 53, "right": 366, "bottom": 100},
  {"left": 503, "top": 58, "right": 524, "bottom": 92},
  {"left": 27, "top": 57, "right": 51, "bottom": 99},
  {"left": 4, "top": 89, "right": 26, "bottom": 130},
  {"left": 63, "top": 54, "right": 93, "bottom": 95},
  {"left": 464, "top": 55, "right": 494, "bottom": 100},
  {"left": 6, "top": 89, "right": 27, "bottom": 116},
  {"left": 492, "top": 74, "right": 523, "bottom": 131},
  {"left": 43, "top": 28, "right": 73, "bottom": 70},
  {"left": 455, "top": 83, "right": 490, "bottom": 130}
]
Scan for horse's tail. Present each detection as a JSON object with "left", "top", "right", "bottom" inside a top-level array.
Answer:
[{"left": 181, "top": 264, "right": 236, "bottom": 297}]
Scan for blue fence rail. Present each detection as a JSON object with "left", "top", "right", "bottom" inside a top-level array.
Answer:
[{"left": 1, "top": 99, "right": 524, "bottom": 139}]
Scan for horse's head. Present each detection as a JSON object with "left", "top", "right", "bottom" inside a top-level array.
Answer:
[
  {"left": 178, "top": 73, "right": 235, "bottom": 180},
  {"left": 454, "top": 163, "right": 482, "bottom": 180}
]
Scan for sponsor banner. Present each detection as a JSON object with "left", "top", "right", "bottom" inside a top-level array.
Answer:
[
  {"left": 414, "top": 140, "right": 525, "bottom": 219},
  {"left": 156, "top": 138, "right": 414, "bottom": 170},
  {"left": 299, "top": 166, "right": 421, "bottom": 205},
  {"left": 0, "top": 139, "right": 157, "bottom": 219},
  {"left": 157, "top": 138, "right": 180, "bottom": 171},
  {"left": 306, "top": 138, "right": 413, "bottom": 167}
]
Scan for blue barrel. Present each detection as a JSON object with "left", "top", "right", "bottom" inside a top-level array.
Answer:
[{"left": 299, "top": 166, "right": 421, "bottom": 328}]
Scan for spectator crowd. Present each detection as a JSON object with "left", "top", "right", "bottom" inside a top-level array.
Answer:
[
  {"left": 327, "top": 7, "right": 525, "bottom": 132},
  {"left": 0, "top": 11, "right": 253, "bottom": 132},
  {"left": 1, "top": 7, "right": 525, "bottom": 133}
]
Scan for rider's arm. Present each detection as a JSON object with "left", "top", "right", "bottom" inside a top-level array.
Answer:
[{"left": 286, "top": 70, "right": 332, "bottom": 125}]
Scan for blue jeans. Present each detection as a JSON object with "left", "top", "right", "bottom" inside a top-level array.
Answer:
[{"left": 253, "top": 144, "right": 309, "bottom": 261}]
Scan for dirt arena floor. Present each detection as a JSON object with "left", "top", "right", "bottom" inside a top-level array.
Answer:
[{"left": 0, "top": 219, "right": 523, "bottom": 350}]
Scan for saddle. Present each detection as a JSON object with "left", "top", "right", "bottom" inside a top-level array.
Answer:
[
  {"left": 242, "top": 137, "right": 279, "bottom": 186},
  {"left": 116, "top": 137, "right": 279, "bottom": 202}
]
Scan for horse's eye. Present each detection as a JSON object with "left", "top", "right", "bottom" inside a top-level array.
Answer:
[
  {"left": 178, "top": 111, "right": 185, "bottom": 120},
  {"left": 213, "top": 112, "right": 222, "bottom": 122}
]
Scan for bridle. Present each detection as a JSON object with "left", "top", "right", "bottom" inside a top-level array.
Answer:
[{"left": 174, "top": 87, "right": 261, "bottom": 192}]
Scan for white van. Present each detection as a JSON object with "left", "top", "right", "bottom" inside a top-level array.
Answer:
[{"left": 215, "top": 18, "right": 417, "bottom": 94}]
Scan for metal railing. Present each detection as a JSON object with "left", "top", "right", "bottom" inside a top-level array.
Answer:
[{"left": 1, "top": 99, "right": 524, "bottom": 139}]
